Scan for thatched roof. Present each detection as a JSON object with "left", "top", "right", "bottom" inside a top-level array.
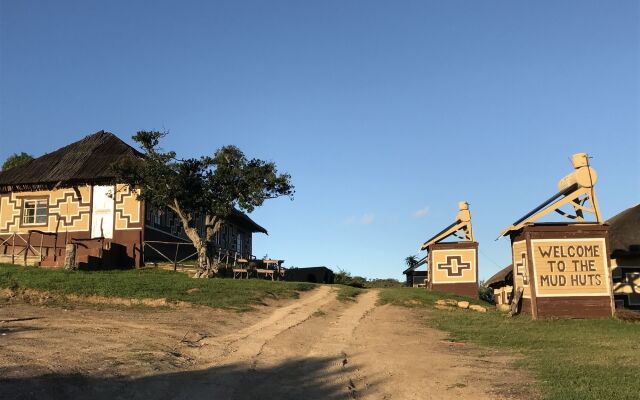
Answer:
[
  {"left": 0, "top": 131, "right": 142, "bottom": 193},
  {"left": 229, "top": 209, "right": 268, "bottom": 234},
  {"left": 607, "top": 204, "right": 640, "bottom": 256},
  {"left": 485, "top": 264, "right": 513, "bottom": 288}
]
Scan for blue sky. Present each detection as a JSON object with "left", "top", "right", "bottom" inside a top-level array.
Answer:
[{"left": 1, "top": 1, "right": 638, "bottom": 280}]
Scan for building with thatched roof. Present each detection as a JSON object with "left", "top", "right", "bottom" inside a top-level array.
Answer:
[
  {"left": 484, "top": 264, "right": 513, "bottom": 305},
  {"left": 607, "top": 204, "right": 640, "bottom": 310},
  {"left": 0, "top": 131, "right": 267, "bottom": 269}
]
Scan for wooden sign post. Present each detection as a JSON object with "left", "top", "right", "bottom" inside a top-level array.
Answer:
[
  {"left": 427, "top": 241, "right": 478, "bottom": 298},
  {"left": 510, "top": 224, "right": 614, "bottom": 319},
  {"left": 500, "top": 153, "right": 614, "bottom": 319},
  {"left": 420, "top": 202, "right": 479, "bottom": 299}
]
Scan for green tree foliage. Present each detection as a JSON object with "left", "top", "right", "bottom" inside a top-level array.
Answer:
[
  {"left": 404, "top": 255, "right": 418, "bottom": 269},
  {"left": 1, "top": 152, "right": 34, "bottom": 171},
  {"left": 113, "top": 131, "right": 294, "bottom": 277},
  {"left": 334, "top": 268, "right": 401, "bottom": 288},
  {"left": 334, "top": 269, "right": 366, "bottom": 288},
  {"left": 478, "top": 280, "right": 494, "bottom": 303},
  {"left": 365, "top": 278, "right": 403, "bottom": 288}
]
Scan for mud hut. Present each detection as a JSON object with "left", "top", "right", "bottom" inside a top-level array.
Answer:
[
  {"left": 608, "top": 204, "right": 640, "bottom": 310},
  {"left": 484, "top": 265, "right": 513, "bottom": 305}
]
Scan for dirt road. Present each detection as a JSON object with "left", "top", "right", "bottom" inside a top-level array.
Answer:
[{"left": 0, "top": 287, "right": 534, "bottom": 399}]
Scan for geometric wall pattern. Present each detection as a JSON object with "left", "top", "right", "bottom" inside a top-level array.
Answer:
[
  {"left": 114, "top": 184, "right": 142, "bottom": 230},
  {"left": 0, "top": 186, "right": 91, "bottom": 233},
  {"left": 0, "top": 185, "right": 142, "bottom": 234},
  {"left": 430, "top": 248, "right": 477, "bottom": 284}
]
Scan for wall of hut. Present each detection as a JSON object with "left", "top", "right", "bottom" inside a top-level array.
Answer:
[
  {"left": 0, "top": 184, "right": 143, "bottom": 268},
  {"left": 510, "top": 224, "right": 614, "bottom": 319},
  {"left": 143, "top": 207, "right": 254, "bottom": 264},
  {"left": 611, "top": 256, "right": 640, "bottom": 310},
  {"left": 427, "top": 241, "right": 479, "bottom": 298}
]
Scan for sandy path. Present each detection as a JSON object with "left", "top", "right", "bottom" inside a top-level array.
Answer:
[
  {"left": 200, "top": 284, "right": 335, "bottom": 364},
  {"left": 233, "top": 290, "right": 380, "bottom": 399},
  {"left": 0, "top": 287, "right": 535, "bottom": 400},
  {"left": 347, "top": 303, "right": 534, "bottom": 400}
]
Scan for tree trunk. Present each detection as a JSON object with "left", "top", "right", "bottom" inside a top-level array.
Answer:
[
  {"left": 170, "top": 200, "right": 224, "bottom": 278},
  {"left": 180, "top": 226, "right": 208, "bottom": 278},
  {"left": 195, "top": 243, "right": 211, "bottom": 278}
]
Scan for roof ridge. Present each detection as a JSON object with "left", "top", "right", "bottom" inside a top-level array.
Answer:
[{"left": 0, "top": 130, "right": 142, "bottom": 192}]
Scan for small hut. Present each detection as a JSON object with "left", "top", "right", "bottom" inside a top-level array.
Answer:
[
  {"left": 485, "top": 265, "right": 513, "bottom": 305},
  {"left": 607, "top": 204, "right": 640, "bottom": 310},
  {"left": 403, "top": 265, "right": 428, "bottom": 287},
  {"left": 285, "top": 266, "right": 335, "bottom": 284}
]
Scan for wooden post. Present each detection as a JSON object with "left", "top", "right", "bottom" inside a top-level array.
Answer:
[
  {"left": 64, "top": 244, "right": 77, "bottom": 270},
  {"left": 509, "top": 287, "right": 524, "bottom": 317},
  {"left": 39, "top": 233, "right": 44, "bottom": 263},
  {"left": 11, "top": 234, "right": 15, "bottom": 265},
  {"left": 174, "top": 243, "right": 180, "bottom": 271},
  {"left": 53, "top": 231, "right": 58, "bottom": 264},
  {"left": 24, "top": 231, "right": 32, "bottom": 266}
]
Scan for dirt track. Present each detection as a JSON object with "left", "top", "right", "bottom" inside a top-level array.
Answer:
[{"left": 0, "top": 287, "right": 534, "bottom": 399}]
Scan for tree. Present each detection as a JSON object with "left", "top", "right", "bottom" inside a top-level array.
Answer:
[
  {"left": 113, "top": 131, "right": 294, "bottom": 277},
  {"left": 404, "top": 255, "right": 418, "bottom": 269},
  {"left": 2, "top": 152, "right": 34, "bottom": 171},
  {"left": 478, "top": 280, "right": 494, "bottom": 304},
  {"left": 334, "top": 269, "right": 367, "bottom": 288}
]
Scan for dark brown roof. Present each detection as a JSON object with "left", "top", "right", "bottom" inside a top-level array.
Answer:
[
  {"left": 229, "top": 209, "right": 268, "bottom": 234},
  {"left": 607, "top": 204, "right": 640, "bottom": 256},
  {"left": 485, "top": 264, "right": 513, "bottom": 288},
  {"left": 0, "top": 131, "right": 142, "bottom": 192}
]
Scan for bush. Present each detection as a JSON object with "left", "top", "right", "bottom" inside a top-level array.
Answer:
[
  {"left": 478, "top": 281, "right": 494, "bottom": 304},
  {"left": 334, "top": 269, "right": 401, "bottom": 288}
]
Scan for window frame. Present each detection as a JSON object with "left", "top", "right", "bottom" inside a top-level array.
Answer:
[
  {"left": 21, "top": 198, "right": 49, "bottom": 227},
  {"left": 236, "top": 231, "right": 244, "bottom": 256}
]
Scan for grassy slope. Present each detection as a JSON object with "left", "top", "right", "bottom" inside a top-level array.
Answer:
[
  {"left": 0, "top": 264, "right": 316, "bottom": 310},
  {"left": 335, "top": 285, "right": 364, "bottom": 302},
  {"left": 379, "top": 288, "right": 640, "bottom": 400}
]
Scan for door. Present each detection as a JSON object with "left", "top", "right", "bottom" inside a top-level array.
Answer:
[{"left": 91, "top": 185, "right": 114, "bottom": 239}]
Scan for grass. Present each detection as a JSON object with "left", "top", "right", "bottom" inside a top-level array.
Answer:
[
  {"left": 0, "top": 263, "right": 316, "bottom": 311},
  {"left": 336, "top": 285, "right": 364, "bottom": 302},
  {"left": 380, "top": 287, "right": 640, "bottom": 400}
]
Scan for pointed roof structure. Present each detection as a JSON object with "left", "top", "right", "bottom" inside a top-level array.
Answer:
[
  {"left": 607, "top": 204, "right": 640, "bottom": 257},
  {"left": 485, "top": 264, "right": 513, "bottom": 288},
  {"left": 0, "top": 130, "right": 142, "bottom": 192}
]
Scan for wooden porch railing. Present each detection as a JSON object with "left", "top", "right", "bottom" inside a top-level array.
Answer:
[
  {"left": 143, "top": 240, "right": 256, "bottom": 271},
  {"left": 0, "top": 230, "right": 57, "bottom": 266}
]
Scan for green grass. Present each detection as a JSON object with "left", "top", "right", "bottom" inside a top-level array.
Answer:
[
  {"left": 0, "top": 264, "right": 316, "bottom": 311},
  {"left": 380, "top": 287, "right": 640, "bottom": 400},
  {"left": 336, "top": 285, "right": 364, "bottom": 302}
]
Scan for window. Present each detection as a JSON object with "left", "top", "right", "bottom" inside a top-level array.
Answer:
[
  {"left": 23, "top": 199, "right": 48, "bottom": 225},
  {"left": 236, "top": 232, "right": 244, "bottom": 255}
]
